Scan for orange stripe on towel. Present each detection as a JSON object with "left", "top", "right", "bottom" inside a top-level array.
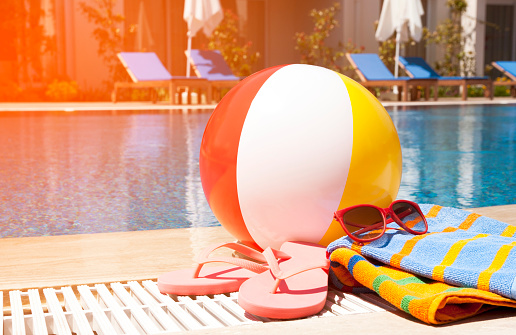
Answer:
[
  {"left": 458, "top": 213, "right": 482, "bottom": 230},
  {"left": 425, "top": 205, "right": 442, "bottom": 218},
  {"left": 405, "top": 216, "right": 423, "bottom": 230},
  {"left": 390, "top": 233, "right": 437, "bottom": 268},
  {"left": 351, "top": 243, "right": 363, "bottom": 254}
]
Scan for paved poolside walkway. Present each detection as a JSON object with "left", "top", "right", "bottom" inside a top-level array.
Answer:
[
  {"left": 2, "top": 204, "right": 516, "bottom": 334},
  {"left": 2, "top": 204, "right": 515, "bottom": 293}
]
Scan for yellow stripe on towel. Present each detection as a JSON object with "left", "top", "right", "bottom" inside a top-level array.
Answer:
[
  {"left": 432, "top": 234, "right": 490, "bottom": 282},
  {"left": 501, "top": 225, "right": 516, "bottom": 238},
  {"left": 477, "top": 241, "right": 516, "bottom": 291}
]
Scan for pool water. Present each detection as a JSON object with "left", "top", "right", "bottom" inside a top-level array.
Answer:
[
  {"left": 392, "top": 104, "right": 516, "bottom": 208},
  {"left": 0, "top": 111, "right": 216, "bottom": 238},
  {"left": 0, "top": 105, "right": 515, "bottom": 238}
]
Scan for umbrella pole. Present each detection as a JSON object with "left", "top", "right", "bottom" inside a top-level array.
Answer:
[
  {"left": 393, "top": 25, "right": 402, "bottom": 95},
  {"left": 184, "top": 30, "right": 192, "bottom": 104},
  {"left": 186, "top": 31, "right": 192, "bottom": 78}
]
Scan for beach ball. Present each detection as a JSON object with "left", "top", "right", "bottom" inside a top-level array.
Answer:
[{"left": 200, "top": 64, "right": 402, "bottom": 250}]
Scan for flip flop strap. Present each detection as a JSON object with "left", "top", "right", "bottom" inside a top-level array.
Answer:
[
  {"left": 262, "top": 246, "right": 331, "bottom": 293},
  {"left": 193, "top": 242, "right": 291, "bottom": 277}
]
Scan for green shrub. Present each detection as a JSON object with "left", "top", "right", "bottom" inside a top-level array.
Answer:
[
  {"left": 493, "top": 77, "right": 512, "bottom": 97},
  {"left": 467, "top": 85, "right": 486, "bottom": 98},
  {"left": 79, "top": 0, "right": 129, "bottom": 87},
  {"left": 424, "top": 0, "right": 475, "bottom": 77},
  {"left": 0, "top": 81, "right": 22, "bottom": 101},
  {"left": 294, "top": 2, "right": 363, "bottom": 75},
  {"left": 45, "top": 80, "right": 79, "bottom": 101},
  {"left": 207, "top": 9, "right": 260, "bottom": 77}
]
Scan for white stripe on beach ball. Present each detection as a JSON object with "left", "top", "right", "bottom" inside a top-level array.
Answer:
[{"left": 236, "top": 64, "right": 354, "bottom": 249}]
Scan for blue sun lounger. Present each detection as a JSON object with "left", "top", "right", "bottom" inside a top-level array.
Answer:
[
  {"left": 186, "top": 49, "right": 241, "bottom": 102},
  {"left": 491, "top": 61, "right": 516, "bottom": 97},
  {"left": 114, "top": 52, "right": 211, "bottom": 104},
  {"left": 399, "top": 56, "right": 493, "bottom": 101},
  {"left": 346, "top": 53, "right": 437, "bottom": 102}
]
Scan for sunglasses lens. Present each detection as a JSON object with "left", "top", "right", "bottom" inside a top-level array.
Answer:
[
  {"left": 342, "top": 207, "right": 384, "bottom": 240},
  {"left": 392, "top": 202, "right": 426, "bottom": 233}
]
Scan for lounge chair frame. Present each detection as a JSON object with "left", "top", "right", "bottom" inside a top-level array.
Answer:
[
  {"left": 113, "top": 53, "right": 212, "bottom": 104},
  {"left": 346, "top": 53, "right": 438, "bottom": 102},
  {"left": 399, "top": 57, "right": 493, "bottom": 101},
  {"left": 185, "top": 50, "right": 240, "bottom": 103},
  {"left": 491, "top": 61, "right": 516, "bottom": 97}
]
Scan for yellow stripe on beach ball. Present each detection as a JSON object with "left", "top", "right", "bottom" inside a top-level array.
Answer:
[{"left": 318, "top": 73, "right": 402, "bottom": 246}]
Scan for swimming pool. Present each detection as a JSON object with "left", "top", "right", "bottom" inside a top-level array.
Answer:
[
  {"left": 0, "top": 105, "right": 515, "bottom": 238},
  {"left": 392, "top": 104, "right": 516, "bottom": 208},
  {"left": 0, "top": 111, "right": 216, "bottom": 238}
]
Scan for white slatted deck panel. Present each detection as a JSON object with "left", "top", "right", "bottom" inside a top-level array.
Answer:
[
  {"left": 9, "top": 290, "right": 25, "bottom": 335},
  {"left": 27, "top": 289, "right": 47, "bottom": 335},
  {"left": 42, "top": 288, "right": 72, "bottom": 335},
  {"left": 1, "top": 282, "right": 389, "bottom": 334}
]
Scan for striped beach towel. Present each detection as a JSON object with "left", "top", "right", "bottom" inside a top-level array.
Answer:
[
  {"left": 327, "top": 204, "right": 516, "bottom": 323},
  {"left": 329, "top": 247, "right": 516, "bottom": 324}
]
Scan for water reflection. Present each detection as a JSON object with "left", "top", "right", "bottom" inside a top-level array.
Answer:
[
  {"left": 392, "top": 105, "right": 516, "bottom": 208},
  {"left": 0, "top": 111, "right": 218, "bottom": 238},
  {"left": 1, "top": 105, "right": 515, "bottom": 238}
]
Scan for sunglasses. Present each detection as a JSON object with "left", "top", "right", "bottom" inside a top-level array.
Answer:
[{"left": 333, "top": 200, "right": 428, "bottom": 245}]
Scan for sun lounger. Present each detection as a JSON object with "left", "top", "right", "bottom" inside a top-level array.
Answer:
[
  {"left": 399, "top": 56, "right": 493, "bottom": 101},
  {"left": 491, "top": 61, "right": 516, "bottom": 97},
  {"left": 186, "top": 49, "right": 241, "bottom": 102},
  {"left": 114, "top": 52, "right": 211, "bottom": 104},
  {"left": 346, "top": 53, "right": 438, "bottom": 102}
]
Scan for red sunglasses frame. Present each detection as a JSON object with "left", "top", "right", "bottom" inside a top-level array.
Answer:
[{"left": 333, "top": 200, "right": 428, "bottom": 245}]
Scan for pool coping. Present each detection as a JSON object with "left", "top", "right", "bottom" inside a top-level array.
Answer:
[
  {"left": 0, "top": 96, "right": 515, "bottom": 112},
  {"left": 0, "top": 102, "right": 218, "bottom": 112},
  {"left": 1, "top": 204, "right": 514, "bottom": 293}
]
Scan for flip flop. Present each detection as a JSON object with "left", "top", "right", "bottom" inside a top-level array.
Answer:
[
  {"left": 157, "top": 242, "right": 290, "bottom": 296},
  {"left": 237, "top": 241, "right": 330, "bottom": 319}
]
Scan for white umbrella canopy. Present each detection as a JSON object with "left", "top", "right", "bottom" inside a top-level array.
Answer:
[
  {"left": 184, "top": 0, "right": 223, "bottom": 77},
  {"left": 375, "top": 0, "right": 424, "bottom": 78}
]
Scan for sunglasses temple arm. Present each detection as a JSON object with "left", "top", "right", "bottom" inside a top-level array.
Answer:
[{"left": 353, "top": 222, "right": 384, "bottom": 235}]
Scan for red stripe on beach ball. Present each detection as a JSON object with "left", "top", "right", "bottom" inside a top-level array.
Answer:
[{"left": 200, "top": 65, "right": 286, "bottom": 249}]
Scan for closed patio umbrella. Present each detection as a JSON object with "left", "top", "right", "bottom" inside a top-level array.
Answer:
[
  {"left": 184, "top": 0, "right": 223, "bottom": 77},
  {"left": 375, "top": 0, "right": 424, "bottom": 79}
]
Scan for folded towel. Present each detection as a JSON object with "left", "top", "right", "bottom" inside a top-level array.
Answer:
[
  {"left": 329, "top": 247, "right": 516, "bottom": 324},
  {"left": 328, "top": 204, "right": 516, "bottom": 300}
]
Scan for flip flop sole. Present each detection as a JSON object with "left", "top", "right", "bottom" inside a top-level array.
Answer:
[
  {"left": 238, "top": 268, "right": 328, "bottom": 319},
  {"left": 237, "top": 242, "right": 329, "bottom": 319},
  {"left": 158, "top": 265, "right": 257, "bottom": 296}
]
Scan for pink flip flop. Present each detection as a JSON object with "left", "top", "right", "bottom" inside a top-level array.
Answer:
[
  {"left": 157, "top": 242, "right": 290, "bottom": 296},
  {"left": 237, "top": 241, "right": 330, "bottom": 319}
]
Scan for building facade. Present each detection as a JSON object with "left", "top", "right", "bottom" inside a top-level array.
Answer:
[{"left": 1, "top": 0, "right": 515, "bottom": 96}]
